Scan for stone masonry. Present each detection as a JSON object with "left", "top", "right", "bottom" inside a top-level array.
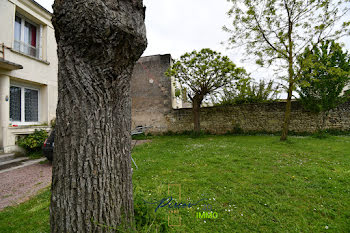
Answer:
[
  {"left": 131, "top": 54, "right": 173, "bottom": 132},
  {"left": 166, "top": 101, "right": 350, "bottom": 134},
  {"left": 131, "top": 54, "right": 350, "bottom": 134}
]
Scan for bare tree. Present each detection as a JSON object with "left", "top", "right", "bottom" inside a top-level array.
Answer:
[{"left": 50, "top": 0, "right": 147, "bottom": 232}]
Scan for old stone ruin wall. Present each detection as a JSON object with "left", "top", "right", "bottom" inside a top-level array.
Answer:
[
  {"left": 131, "top": 54, "right": 174, "bottom": 133},
  {"left": 131, "top": 54, "right": 350, "bottom": 135}
]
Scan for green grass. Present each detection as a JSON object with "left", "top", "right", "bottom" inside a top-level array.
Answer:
[
  {"left": 14, "top": 150, "right": 45, "bottom": 160},
  {"left": 27, "top": 151, "right": 45, "bottom": 160},
  {"left": 1, "top": 135, "right": 350, "bottom": 232},
  {"left": 0, "top": 187, "right": 50, "bottom": 233},
  {"left": 132, "top": 135, "right": 350, "bottom": 232}
]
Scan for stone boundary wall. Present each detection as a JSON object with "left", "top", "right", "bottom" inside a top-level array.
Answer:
[{"left": 162, "top": 101, "right": 350, "bottom": 134}]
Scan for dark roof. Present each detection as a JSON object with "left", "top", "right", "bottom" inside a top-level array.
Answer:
[{"left": 29, "top": 0, "right": 52, "bottom": 15}]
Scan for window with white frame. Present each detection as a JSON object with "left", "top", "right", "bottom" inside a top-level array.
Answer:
[
  {"left": 10, "top": 85, "right": 39, "bottom": 124},
  {"left": 14, "top": 13, "right": 42, "bottom": 59}
]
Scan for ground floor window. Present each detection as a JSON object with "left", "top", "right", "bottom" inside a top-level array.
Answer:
[{"left": 10, "top": 85, "right": 39, "bottom": 123}]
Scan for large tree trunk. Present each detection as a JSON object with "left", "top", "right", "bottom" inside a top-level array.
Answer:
[
  {"left": 50, "top": 1, "right": 147, "bottom": 232},
  {"left": 280, "top": 21, "right": 294, "bottom": 142},
  {"left": 192, "top": 95, "right": 203, "bottom": 133},
  {"left": 319, "top": 111, "right": 329, "bottom": 133},
  {"left": 280, "top": 84, "right": 293, "bottom": 141}
]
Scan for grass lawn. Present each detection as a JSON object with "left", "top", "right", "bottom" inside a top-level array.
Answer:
[{"left": 1, "top": 135, "right": 350, "bottom": 232}]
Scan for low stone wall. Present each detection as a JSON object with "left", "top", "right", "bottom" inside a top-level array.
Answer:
[{"left": 162, "top": 101, "right": 350, "bottom": 134}]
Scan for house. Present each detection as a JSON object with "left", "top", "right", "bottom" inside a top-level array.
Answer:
[
  {"left": 0, "top": 1, "right": 182, "bottom": 153},
  {"left": 0, "top": 0, "right": 58, "bottom": 153}
]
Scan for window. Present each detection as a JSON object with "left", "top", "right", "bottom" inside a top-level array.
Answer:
[
  {"left": 10, "top": 85, "right": 39, "bottom": 124},
  {"left": 10, "top": 86, "right": 21, "bottom": 122},
  {"left": 13, "top": 14, "right": 41, "bottom": 59}
]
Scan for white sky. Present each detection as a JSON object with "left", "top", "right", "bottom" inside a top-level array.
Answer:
[{"left": 36, "top": 0, "right": 349, "bottom": 83}]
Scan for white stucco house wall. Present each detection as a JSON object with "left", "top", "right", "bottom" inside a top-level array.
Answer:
[{"left": 0, "top": 0, "right": 58, "bottom": 153}]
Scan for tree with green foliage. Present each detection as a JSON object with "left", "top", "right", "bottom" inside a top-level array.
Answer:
[
  {"left": 220, "top": 78, "right": 281, "bottom": 105},
  {"left": 224, "top": 0, "right": 350, "bottom": 141},
  {"left": 165, "top": 48, "right": 247, "bottom": 132},
  {"left": 297, "top": 40, "right": 350, "bottom": 131}
]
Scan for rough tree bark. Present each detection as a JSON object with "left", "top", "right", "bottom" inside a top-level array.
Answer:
[
  {"left": 50, "top": 0, "right": 147, "bottom": 232},
  {"left": 280, "top": 19, "right": 294, "bottom": 141},
  {"left": 192, "top": 95, "right": 203, "bottom": 133},
  {"left": 280, "top": 85, "right": 293, "bottom": 141}
]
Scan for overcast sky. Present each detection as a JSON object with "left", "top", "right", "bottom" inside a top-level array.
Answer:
[
  {"left": 36, "top": 0, "right": 349, "bottom": 82},
  {"left": 36, "top": 0, "right": 233, "bottom": 57}
]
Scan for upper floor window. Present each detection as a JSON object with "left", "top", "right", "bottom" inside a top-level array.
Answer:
[{"left": 14, "top": 14, "right": 41, "bottom": 59}]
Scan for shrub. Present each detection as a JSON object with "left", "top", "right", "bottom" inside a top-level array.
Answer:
[
  {"left": 312, "top": 130, "right": 329, "bottom": 139},
  {"left": 219, "top": 78, "right": 281, "bottom": 105},
  {"left": 17, "top": 129, "right": 48, "bottom": 153}
]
